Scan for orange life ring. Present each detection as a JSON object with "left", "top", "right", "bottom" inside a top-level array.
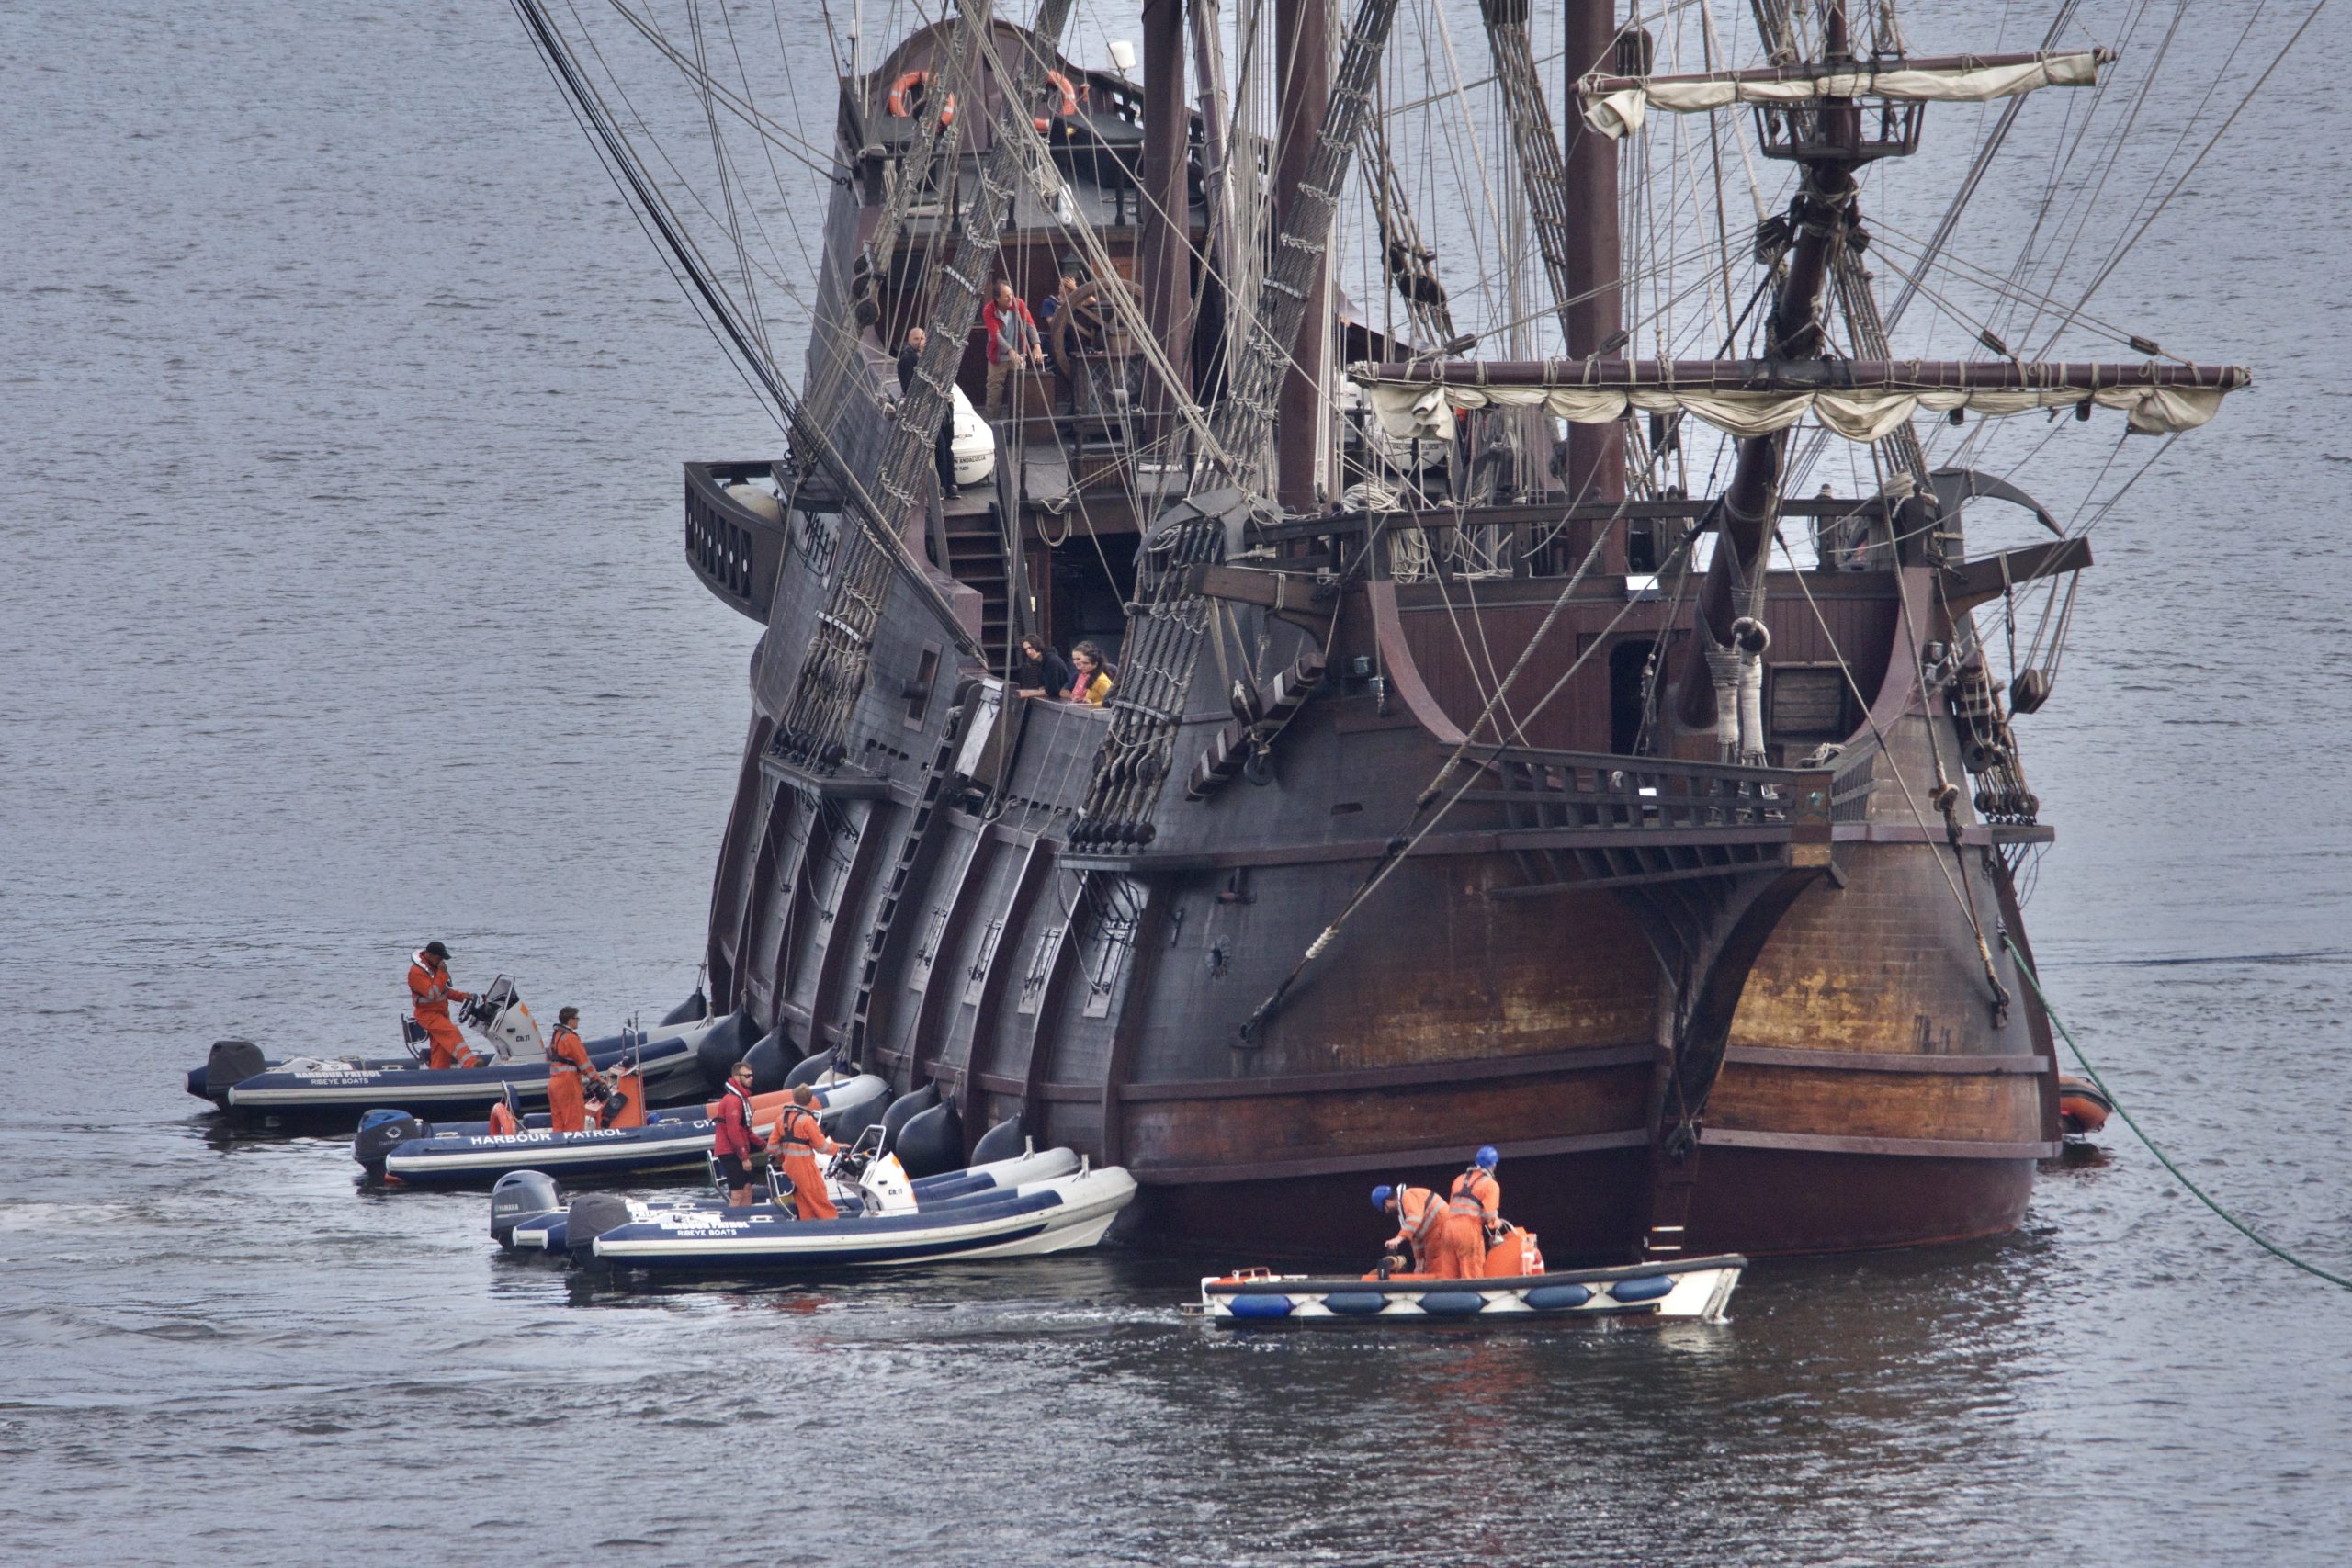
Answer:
[
  {"left": 886, "top": 70, "right": 956, "bottom": 127},
  {"left": 1032, "top": 70, "right": 1080, "bottom": 131}
]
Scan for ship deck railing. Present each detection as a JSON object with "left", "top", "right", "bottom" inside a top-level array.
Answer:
[
  {"left": 1255, "top": 492, "right": 1892, "bottom": 581},
  {"left": 1474, "top": 748, "right": 1866, "bottom": 836}
]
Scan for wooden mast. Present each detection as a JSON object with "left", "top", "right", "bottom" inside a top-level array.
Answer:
[
  {"left": 1562, "top": 0, "right": 1626, "bottom": 525},
  {"left": 1674, "top": 0, "right": 1857, "bottom": 733},
  {"left": 1274, "top": 0, "right": 1331, "bottom": 511},
  {"left": 1139, "top": 0, "right": 1194, "bottom": 456}
]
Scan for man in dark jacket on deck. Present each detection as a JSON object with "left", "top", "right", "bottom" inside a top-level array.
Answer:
[{"left": 896, "top": 326, "right": 958, "bottom": 491}]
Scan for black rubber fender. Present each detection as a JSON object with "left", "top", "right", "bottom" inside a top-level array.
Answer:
[
  {"left": 783, "top": 1049, "right": 836, "bottom": 1090},
  {"left": 876, "top": 1082, "right": 941, "bottom": 1154},
  {"left": 692, "top": 1010, "right": 754, "bottom": 1091},
  {"left": 744, "top": 1027, "right": 797, "bottom": 1095},
  {"left": 894, "top": 1100, "right": 965, "bottom": 1179},
  {"left": 659, "top": 986, "right": 709, "bottom": 1027},
  {"left": 969, "top": 1114, "right": 1026, "bottom": 1167}
]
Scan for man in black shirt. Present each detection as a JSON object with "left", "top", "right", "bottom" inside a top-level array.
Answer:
[{"left": 896, "top": 327, "right": 959, "bottom": 491}]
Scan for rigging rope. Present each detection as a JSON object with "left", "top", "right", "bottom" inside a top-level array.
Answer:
[{"left": 2002, "top": 936, "right": 2352, "bottom": 1293}]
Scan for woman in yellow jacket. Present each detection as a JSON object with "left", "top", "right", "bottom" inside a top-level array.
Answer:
[{"left": 1069, "top": 641, "right": 1113, "bottom": 706}]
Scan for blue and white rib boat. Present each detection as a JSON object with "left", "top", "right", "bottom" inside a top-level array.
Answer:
[
  {"left": 514, "top": 1143, "right": 1131, "bottom": 1275},
  {"left": 186, "top": 983, "right": 741, "bottom": 1130},
  {"left": 498, "top": 1142, "right": 1091, "bottom": 1250},
  {"left": 1195, "top": 1256, "right": 1747, "bottom": 1325},
  {"left": 359, "top": 1071, "right": 889, "bottom": 1188}
]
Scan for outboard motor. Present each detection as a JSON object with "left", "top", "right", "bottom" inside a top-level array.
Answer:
[
  {"left": 354, "top": 1109, "right": 424, "bottom": 1174},
  {"left": 204, "top": 1039, "right": 266, "bottom": 1100},
  {"left": 855, "top": 1151, "right": 919, "bottom": 1216},
  {"left": 969, "top": 1115, "right": 1027, "bottom": 1168},
  {"left": 692, "top": 1010, "right": 753, "bottom": 1091},
  {"left": 895, "top": 1100, "right": 964, "bottom": 1179},
  {"left": 877, "top": 1082, "right": 941, "bottom": 1155},
  {"left": 490, "top": 1169, "right": 564, "bottom": 1247},
  {"left": 783, "top": 1048, "right": 838, "bottom": 1091},
  {"left": 659, "top": 984, "right": 708, "bottom": 1027},
  {"left": 743, "top": 1027, "right": 797, "bottom": 1094},
  {"left": 564, "top": 1193, "right": 636, "bottom": 1268}
]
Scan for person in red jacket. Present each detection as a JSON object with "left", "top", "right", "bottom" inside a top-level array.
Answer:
[
  {"left": 981, "top": 278, "right": 1044, "bottom": 418},
  {"left": 766, "top": 1084, "right": 842, "bottom": 1221},
  {"left": 407, "top": 942, "right": 478, "bottom": 1069},
  {"left": 544, "top": 1007, "right": 605, "bottom": 1134},
  {"left": 710, "top": 1059, "right": 760, "bottom": 1206}
]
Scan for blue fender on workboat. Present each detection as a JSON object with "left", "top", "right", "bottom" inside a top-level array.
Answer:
[
  {"left": 1523, "top": 1283, "right": 1592, "bottom": 1310},
  {"left": 659, "top": 986, "right": 708, "bottom": 1028}
]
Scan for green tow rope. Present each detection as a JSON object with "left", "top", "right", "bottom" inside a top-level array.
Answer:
[{"left": 2002, "top": 933, "right": 2352, "bottom": 1292}]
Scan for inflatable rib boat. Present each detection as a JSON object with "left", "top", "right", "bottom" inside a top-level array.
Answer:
[
  {"left": 494, "top": 1144, "right": 1084, "bottom": 1254},
  {"left": 521, "top": 1143, "right": 1133, "bottom": 1276},
  {"left": 1196, "top": 1256, "right": 1747, "bottom": 1325},
  {"left": 186, "top": 982, "right": 745, "bottom": 1130},
  {"left": 358, "top": 1072, "right": 889, "bottom": 1187}
]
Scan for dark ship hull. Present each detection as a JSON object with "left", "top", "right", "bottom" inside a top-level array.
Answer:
[
  {"left": 695, "top": 442, "right": 2062, "bottom": 1258},
  {"left": 647, "top": 10, "right": 2193, "bottom": 1265}
]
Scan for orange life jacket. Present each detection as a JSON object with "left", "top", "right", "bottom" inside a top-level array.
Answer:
[
  {"left": 1448, "top": 1168, "right": 1500, "bottom": 1223},
  {"left": 546, "top": 1024, "right": 594, "bottom": 1077},
  {"left": 407, "top": 953, "right": 468, "bottom": 1022},
  {"left": 769, "top": 1104, "right": 835, "bottom": 1154},
  {"left": 1387, "top": 1186, "right": 1446, "bottom": 1247}
]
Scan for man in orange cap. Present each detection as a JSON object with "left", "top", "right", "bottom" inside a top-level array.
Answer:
[
  {"left": 766, "top": 1084, "right": 842, "bottom": 1221},
  {"left": 408, "top": 942, "right": 478, "bottom": 1069}
]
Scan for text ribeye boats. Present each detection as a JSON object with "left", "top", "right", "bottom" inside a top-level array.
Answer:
[{"left": 514, "top": 0, "right": 2248, "bottom": 1260}]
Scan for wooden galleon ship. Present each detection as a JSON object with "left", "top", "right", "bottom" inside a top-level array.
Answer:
[{"left": 516, "top": 0, "right": 2248, "bottom": 1259}]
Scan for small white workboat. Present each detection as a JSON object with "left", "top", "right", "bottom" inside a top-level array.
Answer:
[{"left": 1195, "top": 1255, "right": 1747, "bottom": 1325}]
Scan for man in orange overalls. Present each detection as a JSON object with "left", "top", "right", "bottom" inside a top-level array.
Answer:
[
  {"left": 1374, "top": 1184, "right": 1449, "bottom": 1275},
  {"left": 544, "top": 1006, "right": 605, "bottom": 1134},
  {"left": 408, "top": 942, "right": 478, "bottom": 1069},
  {"left": 1450, "top": 1146, "right": 1503, "bottom": 1237},
  {"left": 766, "top": 1084, "right": 841, "bottom": 1221},
  {"left": 1423, "top": 1145, "right": 1505, "bottom": 1280}
]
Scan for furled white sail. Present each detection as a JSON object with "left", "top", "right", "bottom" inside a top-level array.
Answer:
[
  {"left": 1581, "top": 50, "right": 2108, "bottom": 140},
  {"left": 1352, "top": 374, "right": 2235, "bottom": 443}
]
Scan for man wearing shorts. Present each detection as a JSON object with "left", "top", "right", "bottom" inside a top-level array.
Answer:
[{"left": 711, "top": 1058, "right": 760, "bottom": 1206}]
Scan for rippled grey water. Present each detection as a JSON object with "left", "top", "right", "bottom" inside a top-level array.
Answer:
[{"left": 6, "top": 2, "right": 2349, "bottom": 1562}]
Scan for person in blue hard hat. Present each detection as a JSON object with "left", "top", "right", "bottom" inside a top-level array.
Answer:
[{"left": 1448, "top": 1146, "right": 1504, "bottom": 1247}]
